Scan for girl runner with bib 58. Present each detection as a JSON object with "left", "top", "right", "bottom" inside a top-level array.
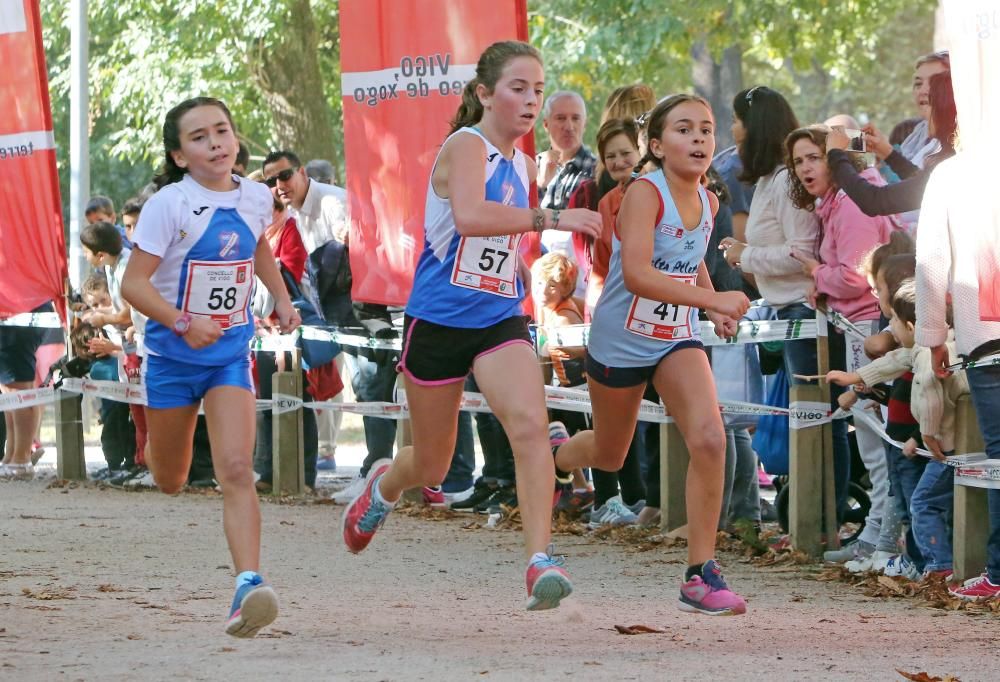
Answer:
[
  {"left": 552, "top": 94, "right": 751, "bottom": 615},
  {"left": 122, "top": 97, "right": 300, "bottom": 638},
  {"left": 340, "top": 40, "right": 601, "bottom": 611}
]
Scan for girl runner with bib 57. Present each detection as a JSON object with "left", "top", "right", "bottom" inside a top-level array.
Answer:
[
  {"left": 552, "top": 94, "right": 751, "bottom": 615},
  {"left": 122, "top": 97, "right": 300, "bottom": 638},
  {"left": 340, "top": 40, "right": 601, "bottom": 611}
]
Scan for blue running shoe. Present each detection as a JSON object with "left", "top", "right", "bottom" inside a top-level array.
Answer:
[{"left": 225, "top": 574, "right": 279, "bottom": 638}]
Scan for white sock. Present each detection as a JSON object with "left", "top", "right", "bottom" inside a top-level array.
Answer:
[
  {"left": 235, "top": 570, "right": 259, "bottom": 589},
  {"left": 529, "top": 552, "right": 549, "bottom": 566},
  {"left": 373, "top": 476, "right": 398, "bottom": 508}
]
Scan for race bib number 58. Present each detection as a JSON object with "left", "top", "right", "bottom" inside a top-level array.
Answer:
[
  {"left": 625, "top": 273, "right": 696, "bottom": 340},
  {"left": 181, "top": 259, "right": 254, "bottom": 329},
  {"left": 450, "top": 235, "right": 520, "bottom": 298}
]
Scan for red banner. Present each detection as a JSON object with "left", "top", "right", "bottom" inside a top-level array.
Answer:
[
  {"left": 0, "top": 0, "right": 67, "bottom": 317},
  {"left": 340, "top": 0, "right": 531, "bottom": 307}
]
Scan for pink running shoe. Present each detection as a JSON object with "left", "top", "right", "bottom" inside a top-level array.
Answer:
[
  {"left": 949, "top": 574, "right": 1000, "bottom": 601},
  {"left": 341, "top": 459, "right": 393, "bottom": 554},
  {"left": 422, "top": 486, "right": 446, "bottom": 508},
  {"left": 525, "top": 544, "right": 573, "bottom": 611},
  {"left": 678, "top": 560, "right": 747, "bottom": 616}
]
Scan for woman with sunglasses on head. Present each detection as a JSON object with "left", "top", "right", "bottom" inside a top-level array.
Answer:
[{"left": 718, "top": 86, "right": 820, "bottom": 383}]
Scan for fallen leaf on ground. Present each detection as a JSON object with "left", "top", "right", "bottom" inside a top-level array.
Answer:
[
  {"left": 895, "top": 669, "right": 961, "bottom": 682},
  {"left": 614, "top": 624, "right": 665, "bottom": 635}
]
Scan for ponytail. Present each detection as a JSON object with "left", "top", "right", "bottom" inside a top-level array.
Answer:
[
  {"left": 625, "top": 150, "right": 656, "bottom": 189},
  {"left": 448, "top": 79, "right": 484, "bottom": 136},
  {"left": 152, "top": 156, "right": 188, "bottom": 190}
]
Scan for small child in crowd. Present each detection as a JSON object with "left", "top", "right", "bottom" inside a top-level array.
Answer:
[{"left": 829, "top": 279, "right": 969, "bottom": 581}]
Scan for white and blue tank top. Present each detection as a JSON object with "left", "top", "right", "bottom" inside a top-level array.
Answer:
[
  {"left": 588, "top": 170, "right": 713, "bottom": 367},
  {"left": 406, "top": 127, "right": 528, "bottom": 328},
  {"left": 132, "top": 174, "right": 273, "bottom": 366}
]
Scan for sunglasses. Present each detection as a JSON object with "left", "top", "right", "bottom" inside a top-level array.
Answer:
[{"left": 264, "top": 167, "right": 297, "bottom": 188}]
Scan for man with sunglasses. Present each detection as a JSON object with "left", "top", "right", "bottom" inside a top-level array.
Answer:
[{"left": 262, "top": 150, "right": 347, "bottom": 255}]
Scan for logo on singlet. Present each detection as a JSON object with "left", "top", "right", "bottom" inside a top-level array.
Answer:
[
  {"left": 684, "top": 239, "right": 695, "bottom": 251},
  {"left": 502, "top": 182, "right": 515, "bottom": 206},
  {"left": 219, "top": 231, "right": 239, "bottom": 258},
  {"left": 487, "top": 153, "right": 499, "bottom": 162},
  {"left": 179, "top": 230, "right": 188, "bottom": 241},
  {"left": 659, "top": 225, "right": 684, "bottom": 239},
  {"left": 193, "top": 206, "right": 209, "bottom": 216}
]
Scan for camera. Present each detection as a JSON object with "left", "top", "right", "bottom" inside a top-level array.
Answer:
[{"left": 844, "top": 128, "right": 867, "bottom": 153}]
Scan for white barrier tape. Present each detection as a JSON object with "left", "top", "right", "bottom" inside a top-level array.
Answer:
[
  {"left": 788, "top": 400, "right": 835, "bottom": 430},
  {"left": 947, "top": 351, "right": 1000, "bottom": 372},
  {"left": 825, "top": 309, "right": 869, "bottom": 341},
  {"left": 848, "top": 404, "right": 988, "bottom": 468},
  {"left": 0, "top": 312, "right": 62, "bottom": 328},
  {"left": 543, "top": 317, "right": 816, "bottom": 349},
  {"left": 953, "top": 461, "right": 1000, "bottom": 489},
  {"left": 61, "top": 378, "right": 148, "bottom": 405},
  {"left": 0, "top": 386, "right": 56, "bottom": 411}
]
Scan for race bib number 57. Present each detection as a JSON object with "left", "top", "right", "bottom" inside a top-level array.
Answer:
[
  {"left": 181, "top": 259, "right": 254, "bottom": 330},
  {"left": 625, "top": 273, "right": 696, "bottom": 340},
  {"left": 450, "top": 235, "right": 520, "bottom": 298}
]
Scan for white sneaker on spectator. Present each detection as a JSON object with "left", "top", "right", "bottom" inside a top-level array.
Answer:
[
  {"left": 882, "top": 554, "right": 920, "bottom": 580},
  {"left": 823, "top": 539, "right": 874, "bottom": 564},
  {"left": 332, "top": 474, "right": 366, "bottom": 504},
  {"left": 846, "top": 549, "right": 894, "bottom": 574},
  {"left": 126, "top": 470, "right": 156, "bottom": 489},
  {"left": 588, "top": 495, "right": 639, "bottom": 530},
  {"left": 443, "top": 486, "right": 475, "bottom": 505}
]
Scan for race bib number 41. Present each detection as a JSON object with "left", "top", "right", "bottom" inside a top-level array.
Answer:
[
  {"left": 450, "top": 235, "right": 520, "bottom": 298},
  {"left": 182, "top": 259, "right": 254, "bottom": 329},
  {"left": 625, "top": 273, "right": 696, "bottom": 340}
]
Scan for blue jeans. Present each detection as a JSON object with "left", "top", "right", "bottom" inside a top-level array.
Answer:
[
  {"left": 966, "top": 364, "right": 1000, "bottom": 583},
  {"left": 442, "top": 409, "right": 475, "bottom": 492},
  {"left": 885, "top": 442, "right": 927, "bottom": 570},
  {"left": 346, "top": 352, "right": 398, "bottom": 476},
  {"left": 721, "top": 427, "right": 761, "bottom": 523},
  {"left": 910, "top": 458, "right": 955, "bottom": 572},
  {"left": 776, "top": 303, "right": 818, "bottom": 386}
]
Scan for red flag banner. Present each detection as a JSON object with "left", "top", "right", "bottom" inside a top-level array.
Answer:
[
  {"left": 0, "top": 0, "right": 67, "bottom": 317},
  {"left": 340, "top": 0, "right": 529, "bottom": 307}
]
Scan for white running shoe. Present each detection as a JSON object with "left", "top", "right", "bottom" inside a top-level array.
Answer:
[
  {"left": 587, "top": 495, "right": 639, "bottom": 530},
  {"left": 332, "top": 474, "right": 367, "bottom": 504},
  {"left": 882, "top": 554, "right": 920, "bottom": 580},
  {"left": 846, "top": 549, "right": 894, "bottom": 574}
]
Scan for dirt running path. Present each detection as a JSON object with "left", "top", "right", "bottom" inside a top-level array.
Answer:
[{"left": 1, "top": 480, "right": 998, "bottom": 681}]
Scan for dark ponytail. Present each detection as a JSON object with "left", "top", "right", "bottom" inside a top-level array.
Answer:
[
  {"left": 152, "top": 96, "right": 236, "bottom": 189},
  {"left": 445, "top": 41, "right": 542, "bottom": 139},
  {"left": 448, "top": 79, "right": 484, "bottom": 135}
]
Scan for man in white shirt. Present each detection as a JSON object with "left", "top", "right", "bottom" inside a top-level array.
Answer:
[{"left": 263, "top": 150, "right": 348, "bottom": 255}]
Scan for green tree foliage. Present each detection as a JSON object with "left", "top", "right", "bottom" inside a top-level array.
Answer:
[
  {"left": 40, "top": 0, "right": 937, "bottom": 211},
  {"left": 529, "top": 0, "right": 938, "bottom": 149}
]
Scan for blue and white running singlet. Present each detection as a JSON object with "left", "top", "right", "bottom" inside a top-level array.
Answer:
[
  {"left": 587, "top": 170, "right": 713, "bottom": 367},
  {"left": 132, "top": 174, "right": 273, "bottom": 365},
  {"left": 406, "top": 127, "right": 529, "bottom": 328}
]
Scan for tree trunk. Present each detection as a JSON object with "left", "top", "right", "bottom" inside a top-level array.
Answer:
[
  {"left": 691, "top": 41, "right": 743, "bottom": 152},
  {"left": 247, "top": 0, "right": 340, "bottom": 183}
]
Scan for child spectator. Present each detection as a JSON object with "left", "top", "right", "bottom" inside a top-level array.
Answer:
[
  {"left": 86, "top": 195, "right": 133, "bottom": 250},
  {"left": 829, "top": 280, "right": 969, "bottom": 580},
  {"left": 80, "top": 273, "right": 135, "bottom": 478}
]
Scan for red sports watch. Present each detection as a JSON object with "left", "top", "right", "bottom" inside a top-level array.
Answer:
[{"left": 172, "top": 312, "right": 193, "bottom": 336}]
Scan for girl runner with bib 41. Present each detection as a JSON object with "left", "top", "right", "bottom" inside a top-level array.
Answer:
[
  {"left": 552, "top": 94, "right": 751, "bottom": 615},
  {"left": 340, "top": 40, "right": 601, "bottom": 611},
  {"left": 122, "top": 97, "right": 301, "bottom": 638}
]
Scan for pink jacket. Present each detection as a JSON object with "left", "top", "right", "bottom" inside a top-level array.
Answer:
[{"left": 814, "top": 168, "right": 896, "bottom": 321}]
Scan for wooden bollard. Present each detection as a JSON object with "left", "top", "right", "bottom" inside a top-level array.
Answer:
[
  {"left": 659, "top": 420, "right": 689, "bottom": 532},
  {"left": 271, "top": 352, "right": 304, "bottom": 497},
  {"left": 952, "top": 394, "right": 988, "bottom": 582},
  {"left": 788, "top": 383, "right": 834, "bottom": 557},
  {"left": 55, "top": 392, "right": 86, "bottom": 480}
]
